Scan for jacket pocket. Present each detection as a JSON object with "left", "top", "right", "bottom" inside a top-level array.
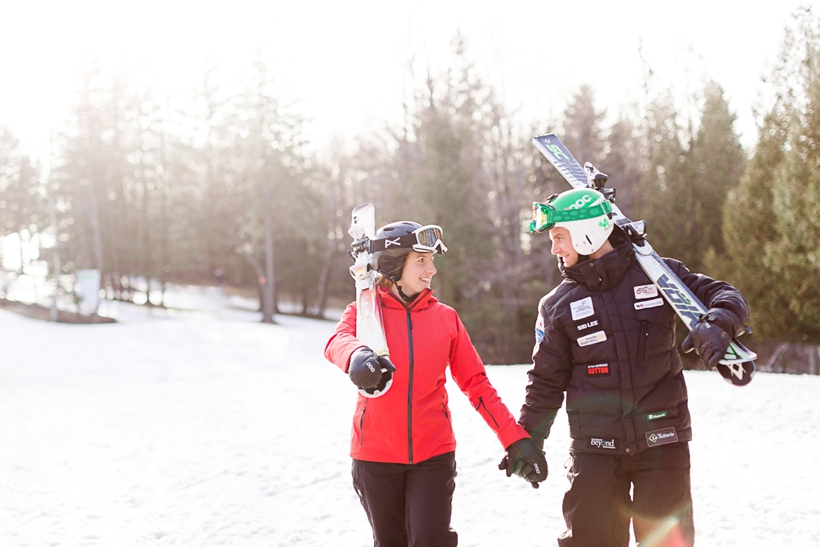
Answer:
[
  {"left": 442, "top": 394, "right": 453, "bottom": 433},
  {"left": 358, "top": 400, "right": 368, "bottom": 445},
  {"left": 475, "top": 396, "right": 500, "bottom": 428},
  {"left": 637, "top": 321, "right": 648, "bottom": 367}
]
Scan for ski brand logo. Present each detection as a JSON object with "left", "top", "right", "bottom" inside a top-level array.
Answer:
[
  {"left": 570, "top": 297, "right": 594, "bottom": 320},
  {"left": 586, "top": 363, "right": 609, "bottom": 376},
  {"left": 577, "top": 319, "right": 598, "bottom": 331},
  {"left": 577, "top": 330, "right": 607, "bottom": 347},
  {"left": 634, "top": 284, "right": 659, "bottom": 299},
  {"left": 656, "top": 274, "right": 701, "bottom": 327},
  {"left": 384, "top": 237, "right": 401, "bottom": 248},
  {"left": 588, "top": 437, "right": 618, "bottom": 450},
  {"left": 646, "top": 411, "right": 669, "bottom": 421},
  {"left": 634, "top": 298, "right": 664, "bottom": 310},
  {"left": 546, "top": 143, "right": 569, "bottom": 160},
  {"left": 646, "top": 427, "right": 678, "bottom": 447}
]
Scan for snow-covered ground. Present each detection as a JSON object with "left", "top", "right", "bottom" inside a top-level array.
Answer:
[{"left": 1, "top": 287, "right": 819, "bottom": 546}]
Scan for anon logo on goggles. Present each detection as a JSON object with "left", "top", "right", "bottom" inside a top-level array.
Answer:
[
  {"left": 530, "top": 200, "right": 613, "bottom": 234},
  {"left": 371, "top": 225, "right": 448, "bottom": 254}
]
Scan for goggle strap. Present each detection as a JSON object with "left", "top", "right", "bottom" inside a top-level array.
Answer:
[
  {"left": 534, "top": 201, "right": 611, "bottom": 221},
  {"left": 371, "top": 234, "right": 418, "bottom": 252}
]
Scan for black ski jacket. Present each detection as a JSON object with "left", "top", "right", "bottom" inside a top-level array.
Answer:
[{"left": 519, "top": 228, "right": 749, "bottom": 455}]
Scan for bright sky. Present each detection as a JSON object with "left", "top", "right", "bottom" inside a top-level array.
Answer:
[{"left": 0, "top": 0, "right": 809, "bottom": 162}]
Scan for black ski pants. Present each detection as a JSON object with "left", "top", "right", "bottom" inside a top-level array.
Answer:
[
  {"left": 351, "top": 451, "right": 458, "bottom": 547},
  {"left": 558, "top": 442, "right": 694, "bottom": 547}
]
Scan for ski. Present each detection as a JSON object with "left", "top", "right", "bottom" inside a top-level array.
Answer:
[
  {"left": 348, "top": 204, "right": 392, "bottom": 397},
  {"left": 532, "top": 134, "right": 756, "bottom": 386}
]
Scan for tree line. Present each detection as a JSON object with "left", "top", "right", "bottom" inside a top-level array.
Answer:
[{"left": 1, "top": 9, "right": 818, "bottom": 369}]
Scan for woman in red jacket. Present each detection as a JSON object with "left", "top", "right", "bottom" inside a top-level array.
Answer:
[{"left": 325, "top": 220, "right": 547, "bottom": 547}]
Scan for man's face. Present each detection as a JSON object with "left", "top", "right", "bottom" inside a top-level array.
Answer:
[{"left": 549, "top": 227, "right": 579, "bottom": 268}]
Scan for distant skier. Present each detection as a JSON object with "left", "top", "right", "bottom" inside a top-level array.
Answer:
[
  {"left": 325, "top": 220, "right": 546, "bottom": 546},
  {"left": 508, "top": 188, "right": 750, "bottom": 547}
]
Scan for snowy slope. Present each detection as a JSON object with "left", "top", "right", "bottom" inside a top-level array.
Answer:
[{"left": 0, "top": 289, "right": 818, "bottom": 546}]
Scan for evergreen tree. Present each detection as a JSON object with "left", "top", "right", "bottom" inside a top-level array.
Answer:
[
  {"left": 716, "top": 7, "right": 820, "bottom": 341},
  {"left": 708, "top": 110, "right": 787, "bottom": 338},
  {"left": 634, "top": 92, "right": 693, "bottom": 265},
  {"left": 688, "top": 81, "right": 746, "bottom": 264}
]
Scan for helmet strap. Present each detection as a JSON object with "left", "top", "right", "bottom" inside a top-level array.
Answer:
[{"left": 396, "top": 282, "right": 416, "bottom": 303}]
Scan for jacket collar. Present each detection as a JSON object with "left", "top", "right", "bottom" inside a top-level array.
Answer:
[
  {"left": 561, "top": 227, "right": 635, "bottom": 292},
  {"left": 379, "top": 287, "right": 437, "bottom": 311}
]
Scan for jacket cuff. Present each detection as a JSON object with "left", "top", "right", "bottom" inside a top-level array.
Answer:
[
  {"left": 345, "top": 345, "right": 368, "bottom": 373},
  {"left": 499, "top": 423, "right": 529, "bottom": 450}
]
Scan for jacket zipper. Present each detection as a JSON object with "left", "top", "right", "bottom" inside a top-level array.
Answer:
[
  {"left": 475, "top": 396, "right": 500, "bottom": 428},
  {"left": 359, "top": 400, "right": 367, "bottom": 445},
  {"left": 406, "top": 307, "right": 415, "bottom": 464},
  {"left": 638, "top": 320, "right": 648, "bottom": 367},
  {"left": 386, "top": 289, "right": 428, "bottom": 465}
]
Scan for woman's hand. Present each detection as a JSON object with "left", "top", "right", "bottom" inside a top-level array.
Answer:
[
  {"left": 498, "top": 437, "right": 548, "bottom": 488},
  {"left": 349, "top": 347, "right": 396, "bottom": 390}
]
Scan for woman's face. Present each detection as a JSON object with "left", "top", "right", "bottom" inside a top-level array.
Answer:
[{"left": 397, "top": 251, "right": 437, "bottom": 296}]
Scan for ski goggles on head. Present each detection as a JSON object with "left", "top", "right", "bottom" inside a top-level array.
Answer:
[
  {"left": 371, "top": 225, "right": 448, "bottom": 254},
  {"left": 412, "top": 225, "right": 448, "bottom": 253},
  {"left": 530, "top": 200, "right": 612, "bottom": 233}
]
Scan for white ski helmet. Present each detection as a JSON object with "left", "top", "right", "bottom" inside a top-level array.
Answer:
[{"left": 530, "top": 188, "right": 614, "bottom": 255}]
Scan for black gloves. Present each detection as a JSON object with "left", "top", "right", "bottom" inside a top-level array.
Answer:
[
  {"left": 498, "top": 437, "right": 548, "bottom": 489},
  {"left": 349, "top": 347, "right": 396, "bottom": 393},
  {"left": 682, "top": 308, "right": 739, "bottom": 369}
]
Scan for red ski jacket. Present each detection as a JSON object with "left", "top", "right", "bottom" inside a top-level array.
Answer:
[{"left": 325, "top": 287, "right": 528, "bottom": 464}]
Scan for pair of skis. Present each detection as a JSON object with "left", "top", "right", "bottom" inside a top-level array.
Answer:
[
  {"left": 348, "top": 204, "right": 392, "bottom": 398},
  {"left": 532, "top": 134, "right": 756, "bottom": 386}
]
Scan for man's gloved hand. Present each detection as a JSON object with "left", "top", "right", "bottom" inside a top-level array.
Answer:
[
  {"left": 348, "top": 347, "right": 397, "bottom": 391},
  {"left": 498, "top": 437, "right": 548, "bottom": 489},
  {"left": 682, "top": 309, "right": 735, "bottom": 369}
]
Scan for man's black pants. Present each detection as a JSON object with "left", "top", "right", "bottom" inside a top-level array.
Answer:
[
  {"left": 558, "top": 442, "right": 695, "bottom": 547},
  {"left": 352, "top": 452, "right": 458, "bottom": 547}
]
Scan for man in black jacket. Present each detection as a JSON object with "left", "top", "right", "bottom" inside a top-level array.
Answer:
[{"left": 512, "top": 188, "right": 749, "bottom": 547}]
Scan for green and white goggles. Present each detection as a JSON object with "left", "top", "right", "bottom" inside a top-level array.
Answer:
[
  {"left": 372, "top": 225, "right": 448, "bottom": 254},
  {"left": 530, "top": 200, "right": 613, "bottom": 234}
]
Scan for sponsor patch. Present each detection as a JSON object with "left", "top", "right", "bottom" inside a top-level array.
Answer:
[
  {"left": 535, "top": 313, "right": 545, "bottom": 344},
  {"left": 570, "top": 297, "right": 594, "bottom": 321},
  {"left": 646, "top": 410, "right": 669, "bottom": 421},
  {"left": 586, "top": 363, "right": 610, "bottom": 376},
  {"left": 588, "top": 437, "right": 619, "bottom": 450},
  {"left": 634, "top": 284, "right": 659, "bottom": 299},
  {"left": 646, "top": 427, "right": 678, "bottom": 447},
  {"left": 576, "top": 319, "right": 599, "bottom": 331},
  {"left": 634, "top": 297, "right": 664, "bottom": 310},
  {"left": 577, "top": 330, "right": 607, "bottom": 347}
]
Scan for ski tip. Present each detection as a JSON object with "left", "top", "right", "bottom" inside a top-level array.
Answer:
[{"left": 716, "top": 361, "right": 755, "bottom": 387}]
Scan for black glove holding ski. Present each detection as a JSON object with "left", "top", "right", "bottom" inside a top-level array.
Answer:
[
  {"left": 498, "top": 437, "right": 548, "bottom": 488},
  {"left": 349, "top": 347, "right": 396, "bottom": 391},
  {"left": 681, "top": 308, "right": 739, "bottom": 369}
]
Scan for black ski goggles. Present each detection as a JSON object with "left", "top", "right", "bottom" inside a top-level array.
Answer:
[
  {"left": 371, "top": 225, "right": 448, "bottom": 254},
  {"left": 530, "top": 201, "right": 612, "bottom": 233}
]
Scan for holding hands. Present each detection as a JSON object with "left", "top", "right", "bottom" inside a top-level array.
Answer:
[{"left": 499, "top": 436, "right": 548, "bottom": 489}]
